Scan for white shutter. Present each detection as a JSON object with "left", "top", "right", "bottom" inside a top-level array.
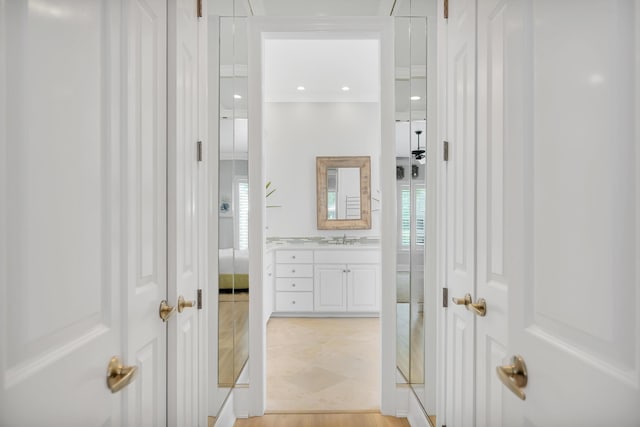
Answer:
[
  {"left": 415, "top": 186, "right": 425, "bottom": 246},
  {"left": 237, "top": 179, "right": 249, "bottom": 250},
  {"left": 401, "top": 186, "right": 411, "bottom": 247}
]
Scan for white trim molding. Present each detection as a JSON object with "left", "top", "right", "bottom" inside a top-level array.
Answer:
[{"left": 247, "top": 16, "right": 396, "bottom": 417}]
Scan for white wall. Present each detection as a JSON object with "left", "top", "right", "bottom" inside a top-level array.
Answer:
[{"left": 264, "top": 102, "right": 381, "bottom": 237}]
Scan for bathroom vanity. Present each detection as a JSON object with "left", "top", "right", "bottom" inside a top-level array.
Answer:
[{"left": 265, "top": 245, "right": 380, "bottom": 317}]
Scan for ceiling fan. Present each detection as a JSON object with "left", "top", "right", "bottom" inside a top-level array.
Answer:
[{"left": 412, "top": 129, "right": 425, "bottom": 164}]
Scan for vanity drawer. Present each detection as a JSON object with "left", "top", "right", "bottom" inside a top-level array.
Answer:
[
  {"left": 275, "top": 292, "right": 313, "bottom": 311},
  {"left": 275, "top": 250, "right": 313, "bottom": 264},
  {"left": 276, "top": 277, "right": 313, "bottom": 292},
  {"left": 275, "top": 263, "right": 313, "bottom": 278}
]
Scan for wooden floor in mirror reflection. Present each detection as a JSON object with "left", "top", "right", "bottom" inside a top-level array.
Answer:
[{"left": 218, "top": 292, "right": 250, "bottom": 387}]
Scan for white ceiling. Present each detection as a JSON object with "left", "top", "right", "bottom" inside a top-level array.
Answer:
[
  {"left": 213, "top": 0, "right": 432, "bottom": 111},
  {"left": 209, "top": 0, "right": 396, "bottom": 17},
  {"left": 251, "top": 0, "right": 394, "bottom": 16},
  {"left": 208, "top": 0, "right": 434, "bottom": 17},
  {"left": 264, "top": 38, "right": 380, "bottom": 103}
]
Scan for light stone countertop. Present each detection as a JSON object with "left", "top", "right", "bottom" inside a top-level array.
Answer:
[{"left": 265, "top": 242, "right": 381, "bottom": 252}]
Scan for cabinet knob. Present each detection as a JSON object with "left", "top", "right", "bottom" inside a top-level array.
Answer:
[
  {"left": 292, "top": 255, "right": 296, "bottom": 259},
  {"left": 292, "top": 269, "right": 296, "bottom": 273},
  {"left": 292, "top": 283, "right": 296, "bottom": 287},
  {"left": 292, "top": 300, "right": 296, "bottom": 304}
]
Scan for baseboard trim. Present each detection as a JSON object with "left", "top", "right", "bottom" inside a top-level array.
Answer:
[
  {"left": 265, "top": 409, "right": 380, "bottom": 415},
  {"left": 270, "top": 312, "right": 380, "bottom": 318}
]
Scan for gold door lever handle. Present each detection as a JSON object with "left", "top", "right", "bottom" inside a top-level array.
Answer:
[
  {"left": 451, "top": 294, "right": 487, "bottom": 316},
  {"left": 107, "top": 356, "right": 137, "bottom": 393},
  {"left": 496, "top": 355, "right": 528, "bottom": 400},
  {"left": 159, "top": 300, "right": 176, "bottom": 322},
  {"left": 468, "top": 298, "right": 487, "bottom": 317},
  {"left": 178, "top": 295, "right": 195, "bottom": 313},
  {"left": 452, "top": 293, "right": 472, "bottom": 306}
]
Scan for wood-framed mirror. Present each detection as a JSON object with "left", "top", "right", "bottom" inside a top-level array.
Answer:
[{"left": 316, "top": 156, "right": 372, "bottom": 230}]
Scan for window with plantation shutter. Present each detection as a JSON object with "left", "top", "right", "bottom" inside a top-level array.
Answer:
[
  {"left": 401, "top": 186, "right": 411, "bottom": 247},
  {"left": 237, "top": 179, "right": 249, "bottom": 250},
  {"left": 415, "top": 186, "right": 425, "bottom": 246}
]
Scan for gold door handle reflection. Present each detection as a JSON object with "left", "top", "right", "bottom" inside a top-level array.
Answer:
[
  {"left": 451, "top": 293, "right": 472, "bottom": 306},
  {"left": 178, "top": 295, "right": 195, "bottom": 313},
  {"left": 106, "top": 356, "right": 137, "bottom": 393},
  {"left": 159, "top": 300, "right": 176, "bottom": 322},
  {"left": 468, "top": 298, "right": 487, "bottom": 317},
  {"left": 496, "top": 355, "right": 528, "bottom": 400}
]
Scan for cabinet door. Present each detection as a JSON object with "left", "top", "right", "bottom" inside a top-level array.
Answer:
[
  {"left": 264, "top": 253, "right": 274, "bottom": 323},
  {"left": 314, "top": 264, "right": 347, "bottom": 312},
  {"left": 347, "top": 264, "right": 380, "bottom": 312}
]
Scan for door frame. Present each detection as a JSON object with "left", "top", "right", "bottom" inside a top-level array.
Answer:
[{"left": 246, "top": 16, "right": 396, "bottom": 416}]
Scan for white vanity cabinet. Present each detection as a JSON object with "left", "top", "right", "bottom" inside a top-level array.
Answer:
[
  {"left": 314, "top": 264, "right": 347, "bottom": 311},
  {"left": 314, "top": 249, "right": 380, "bottom": 313},
  {"left": 274, "top": 249, "right": 314, "bottom": 312},
  {"left": 263, "top": 250, "right": 274, "bottom": 323},
  {"left": 271, "top": 247, "right": 380, "bottom": 316},
  {"left": 346, "top": 264, "right": 380, "bottom": 312}
]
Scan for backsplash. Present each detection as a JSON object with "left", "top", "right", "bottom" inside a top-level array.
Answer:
[{"left": 266, "top": 236, "right": 380, "bottom": 245}]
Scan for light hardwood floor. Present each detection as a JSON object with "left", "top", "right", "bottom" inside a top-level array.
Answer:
[
  {"left": 267, "top": 317, "right": 380, "bottom": 412},
  {"left": 233, "top": 413, "right": 410, "bottom": 427},
  {"left": 218, "top": 293, "right": 249, "bottom": 387}
]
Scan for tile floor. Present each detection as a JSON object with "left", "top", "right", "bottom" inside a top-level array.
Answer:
[{"left": 266, "top": 317, "right": 380, "bottom": 412}]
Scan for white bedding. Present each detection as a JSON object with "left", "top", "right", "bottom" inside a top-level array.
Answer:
[{"left": 218, "top": 248, "right": 249, "bottom": 274}]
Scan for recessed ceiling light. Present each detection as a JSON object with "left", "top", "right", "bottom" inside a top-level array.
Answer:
[
  {"left": 410, "top": 96, "right": 421, "bottom": 101},
  {"left": 341, "top": 86, "right": 350, "bottom": 91},
  {"left": 297, "top": 86, "right": 305, "bottom": 91},
  {"left": 234, "top": 94, "right": 242, "bottom": 99}
]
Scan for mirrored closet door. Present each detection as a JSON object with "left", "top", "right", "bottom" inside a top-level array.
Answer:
[
  {"left": 209, "top": 0, "right": 250, "bottom": 421},
  {"left": 394, "top": 0, "right": 437, "bottom": 424}
]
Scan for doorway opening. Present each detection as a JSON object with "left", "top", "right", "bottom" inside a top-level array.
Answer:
[{"left": 262, "top": 35, "right": 383, "bottom": 413}]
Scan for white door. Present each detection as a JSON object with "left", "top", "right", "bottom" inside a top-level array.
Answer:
[
  {"left": 168, "top": 0, "right": 202, "bottom": 424},
  {"left": 498, "top": 1, "right": 640, "bottom": 425},
  {"left": 0, "top": 1, "right": 127, "bottom": 424},
  {"left": 444, "top": 0, "right": 478, "bottom": 424},
  {"left": 314, "top": 265, "right": 347, "bottom": 311},
  {"left": 125, "top": 0, "right": 168, "bottom": 425},
  {"left": 474, "top": 0, "right": 509, "bottom": 425},
  {"left": 347, "top": 264, "right": 380, "bottom": 312}
]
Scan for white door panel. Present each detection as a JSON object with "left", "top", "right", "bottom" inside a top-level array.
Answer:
[
  {"left": 125, "top": 0, "right": 168, "bottom": 425},
  {"left": 169, "top": 0, "right": 201, "bottom": 424},
  {"left": 1, "top": 0, "right": 124, "bottom": 424},
  {"left": 503, "top": 0, "right": 640, "bottom": 425},
  {"left": 476, "top": 0, "right": 509, "bottom": 425},
  {"left": 445, "top": 0, "right": 477, "bottom": 423}
]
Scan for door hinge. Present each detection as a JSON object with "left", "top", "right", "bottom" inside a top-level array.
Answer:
[
  {"left": 443, "top": 140, "right": 449, "bottom": 162},
  {"left": 197, "top": 0, "right": 203, "bottom": 18},
  {"left": 443, "top": 287, "right": 448, "bottom": 308},
  {"left": 197, "top": 140, "right": 203, "bottom": 162},
  {"left": 197, "top": 289, "right": 203, "bottom": 309},
  {"left": 444, "top": 0, "right": 448, "bottom": 19}
]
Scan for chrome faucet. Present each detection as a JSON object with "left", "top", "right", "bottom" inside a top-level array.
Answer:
[{"left": 342, "top": 234, "right": 347, "bottom": 244}]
